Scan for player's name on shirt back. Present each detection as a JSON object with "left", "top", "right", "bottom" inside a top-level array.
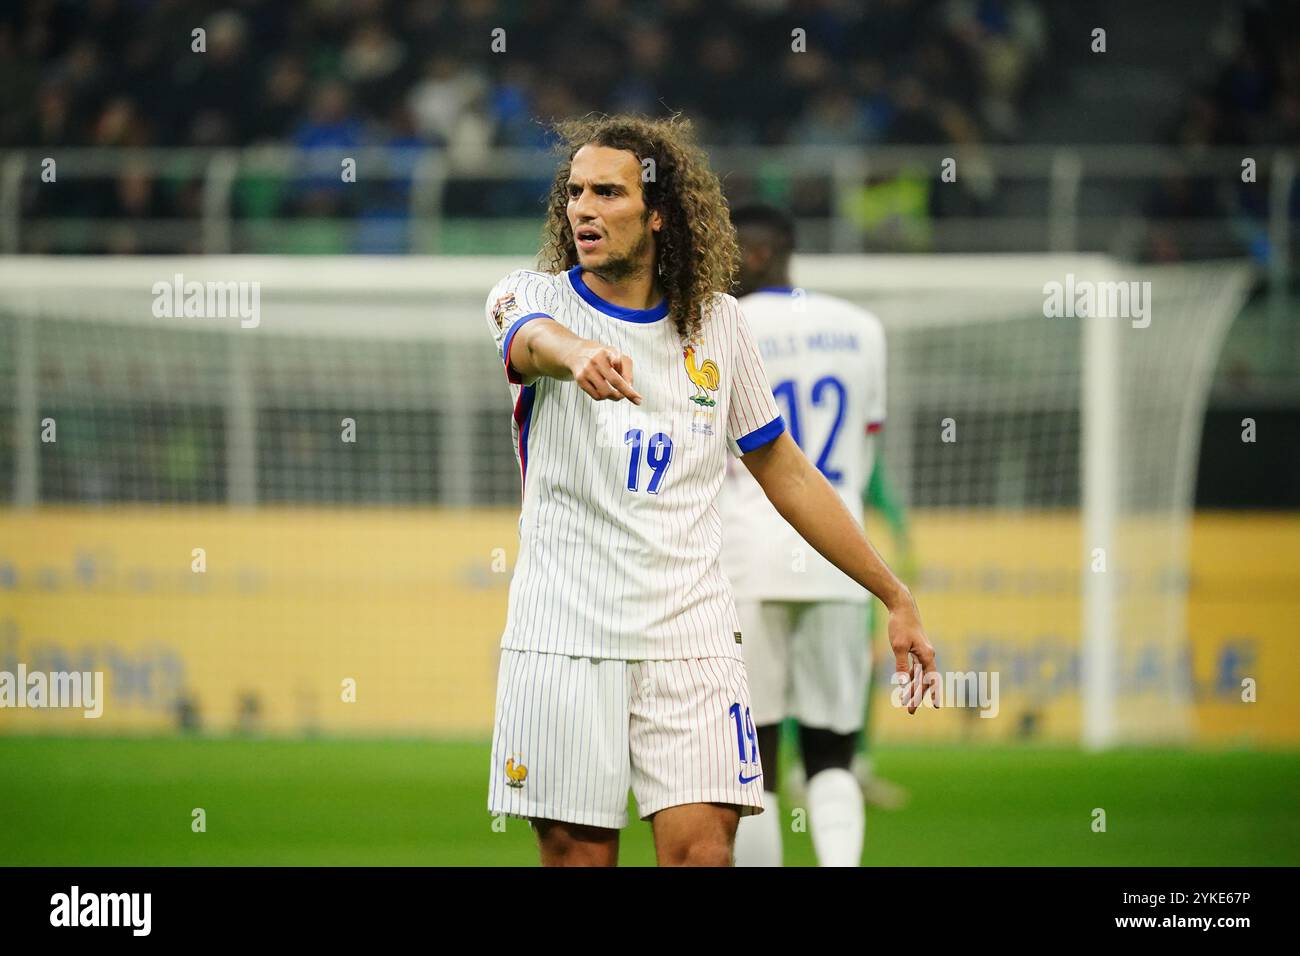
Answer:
[{"left": 759, "top": 330, "right": 864, "bottom": 358}]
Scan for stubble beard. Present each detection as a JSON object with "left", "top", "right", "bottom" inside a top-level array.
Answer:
[{"left": 585, "top": 227, "right": 654, "bottom": 285}]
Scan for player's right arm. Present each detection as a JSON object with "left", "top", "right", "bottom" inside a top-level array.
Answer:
[
  {"left": 510, "top": 320, "right": 643, "bottom": 405},
  {"left": 484, "top": 270, "right": 641, "bottom": 403}
]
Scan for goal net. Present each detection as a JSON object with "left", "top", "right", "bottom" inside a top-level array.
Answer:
[{"left": 0, "top": 255, "right": 1251, "bottom": 745}]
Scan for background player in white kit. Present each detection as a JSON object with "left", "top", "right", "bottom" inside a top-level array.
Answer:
[
  {"left": 722, "top": 204, "right": 894, "bottom": 867},
  {"left": 483, "top": 115, "right": 937, "bottom": 867}
]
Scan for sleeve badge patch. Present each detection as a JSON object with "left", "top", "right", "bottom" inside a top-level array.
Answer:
[{"left": 491, "top": 292, "right": 520, "bottom": 330}]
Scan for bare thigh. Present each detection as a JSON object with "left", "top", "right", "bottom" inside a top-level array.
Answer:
[
  {"left": 532, "top": 818, "right": 620, "bottom": 867},
  {"left": 650, "top": 803, "right": 740, "bottom": 867}
]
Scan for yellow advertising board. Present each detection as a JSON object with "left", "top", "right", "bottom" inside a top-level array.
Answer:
[{"left": 1, "top": 509, "right": 1296, "bottom": 745}]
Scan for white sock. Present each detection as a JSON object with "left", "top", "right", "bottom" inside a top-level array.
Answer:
[
  {"left": 807, "top": 768, "right": 865, "bottom": 867},
  {"left": 733, "top": 790, "right": 782, "bottom": 866}
]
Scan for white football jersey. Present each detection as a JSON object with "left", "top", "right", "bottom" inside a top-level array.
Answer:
[
  {"left": 485, "top": 267, "right": 784, "bottom": 661},
  {"left": 719, "top": 287, "right": 886, "bottom": 603}
]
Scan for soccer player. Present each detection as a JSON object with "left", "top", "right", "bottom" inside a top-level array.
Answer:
[
  {"left": 483, "top": 115, "right": 936, "bottom": 867},
  {"left": 721, "top": 203, "right": 900, "bottom": 866}
]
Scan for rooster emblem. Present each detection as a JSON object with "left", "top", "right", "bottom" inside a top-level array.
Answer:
[
  {"left": 683, "top": 345, "right": 720, "bottom": 406},
  {"left": 505, "top": 756, "right": 528, "bottom": 789}
]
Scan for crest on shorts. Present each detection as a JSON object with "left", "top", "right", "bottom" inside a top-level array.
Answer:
[
  {"left": 504, "top": 754, "right": 528, "bottom": 789},
  {"left": 491, "top": 292, "right": 521, "bottom": 331}
]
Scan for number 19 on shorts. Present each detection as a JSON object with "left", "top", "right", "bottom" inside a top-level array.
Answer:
[{"left": 729, "top": 702, "right": 762, "bottom": 784}]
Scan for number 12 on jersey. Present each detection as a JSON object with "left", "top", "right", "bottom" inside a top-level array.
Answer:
[
  {"left": 625, "top": 429, "right": 673, "bottom": 494},
  {"left": 772, "top": 376, "right": 847, "bottom": 485}
]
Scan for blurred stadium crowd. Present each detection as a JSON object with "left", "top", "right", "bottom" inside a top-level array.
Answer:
[
  {"left": 3, "top": 0, "right": 1296, "bottom": 152},
  {"left": 0, "top": 0, "right": 1295, "bottom": 258},
  {"left": 1, "top": 0, "right": 1056, "bottom": 152},
  {"left": 1169, "top": 1, "right": 1300, "bottom": 149}
]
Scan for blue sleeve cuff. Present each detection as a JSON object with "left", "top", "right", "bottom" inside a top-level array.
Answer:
[
  {"left": 501, "top": 312, "right": 551, "bottom": 384},
  {"left": 736, "top": 415, "right": 785, "bottom": 453}
]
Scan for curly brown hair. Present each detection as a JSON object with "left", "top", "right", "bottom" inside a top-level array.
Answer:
[{"left": 538, "top": 113, "right": 739, "bottom": 343}]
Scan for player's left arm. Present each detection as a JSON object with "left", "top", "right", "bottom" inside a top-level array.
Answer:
[
  {"left": 726, "top": 296, "right": 935, "bottom": 710},
  {"left": 741, "top": 431, "right": 937, "bottom": 712}
]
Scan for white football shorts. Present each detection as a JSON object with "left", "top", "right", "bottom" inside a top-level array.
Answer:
[{"left": 488, "top": 649, "right": 766, "bottom": 829}]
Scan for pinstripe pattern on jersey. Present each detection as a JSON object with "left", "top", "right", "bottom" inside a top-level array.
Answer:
[{"left": 483, "top": 268, "right": 784, "bottom": 661}]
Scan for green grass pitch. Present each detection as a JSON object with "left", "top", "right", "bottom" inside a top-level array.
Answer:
[{"left": 2, "top": 737, "right": 1297, "bottom": 866}]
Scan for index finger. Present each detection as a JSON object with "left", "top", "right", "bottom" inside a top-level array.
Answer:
[
  {"left": 602, "top": 366, "right": 643, "bottom": 405},
  {"left": 893, "top": 650, "right": 913, "bottom": 708},
  {"left": 614, "top": 352, "right": 634, "bottom": 387},
  {"left": 915, "top": 643, "right": 940, "bottom": 709},
  {"left": 907, "top": 657, "right": 925, "bottom": 714}
]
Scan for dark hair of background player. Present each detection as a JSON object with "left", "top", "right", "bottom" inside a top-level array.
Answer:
[{"left": 730, "top": 202, "right": 797, "bottom": 298}]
